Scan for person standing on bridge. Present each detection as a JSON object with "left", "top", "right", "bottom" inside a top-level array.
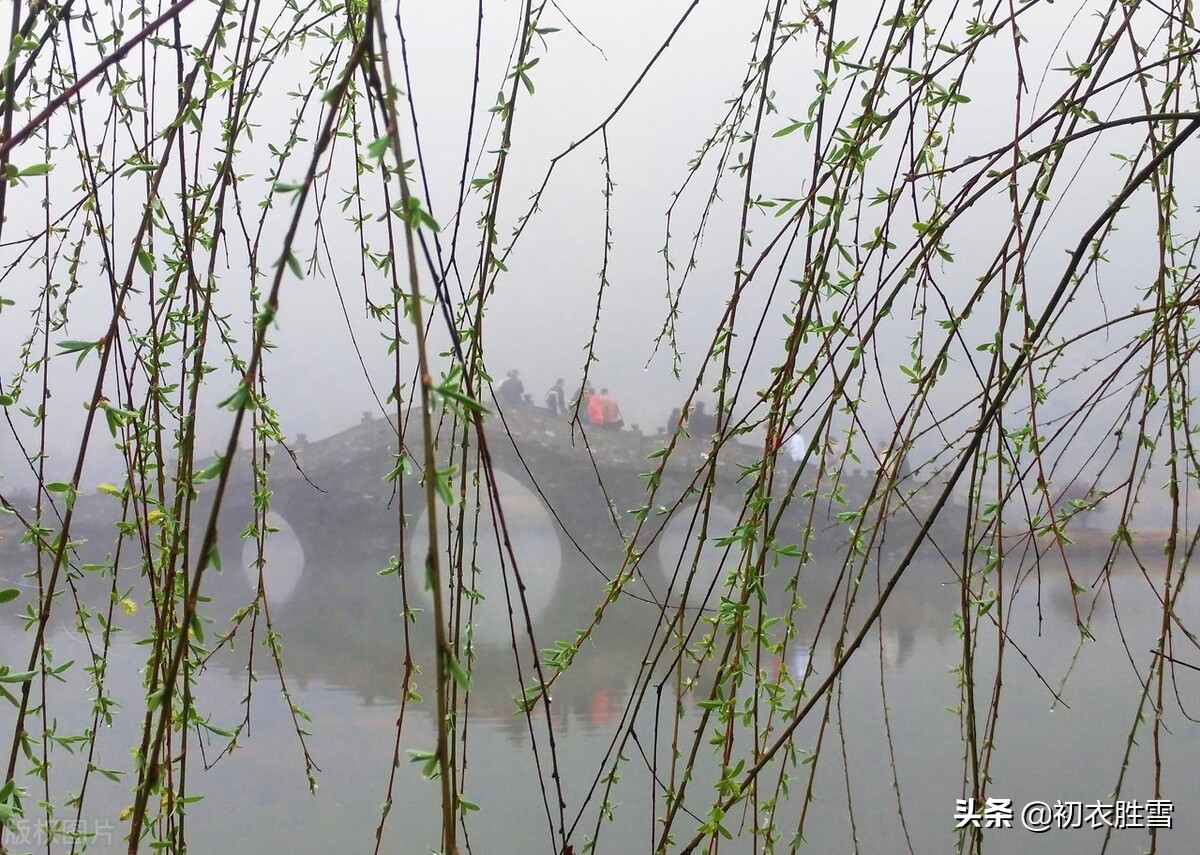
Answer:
[
  {"left": 498, "top": 370, "right": 524, "bottom": 406},
  {"left": 786, "top": 430, "right": 807, "bottom": 464},
  {"left": 690, "top": 402, "right": 715, "bottom": 438},
  {"left": 572, "top": 380, "right": 594, "bottom": 412},
  {"left": 545, "top": 378, "right": 566, "bottom": 415}
]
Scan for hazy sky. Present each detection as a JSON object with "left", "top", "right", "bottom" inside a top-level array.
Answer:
[{"left": 0, "top": 0, "right": 1195, "bottom": 518}]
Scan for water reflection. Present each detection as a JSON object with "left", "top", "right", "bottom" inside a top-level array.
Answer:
[
  {"left": 653, "top": 502, "right": 743, "bottom": 608},
  {"left": 407, "top": 470, "right": 563, "bottom": 646},
  {"left": 241, "top": 511, "right": 306, "bottom": 604},
  {"left": 217, "top": 542, "right": 961, "bottom": 738},
  {"left": 1, "top": 509, "right": 1198, "bottom": 853}
]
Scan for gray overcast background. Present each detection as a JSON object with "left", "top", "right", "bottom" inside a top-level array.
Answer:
[{"left": 0, "top": 0, "right": 1192, "bottom": 524}]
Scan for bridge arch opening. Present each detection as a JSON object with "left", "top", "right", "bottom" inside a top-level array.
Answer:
[
  {"left": 653, "top": 502, "right": 742, "bottom": 609},
  {"left": 240, "top": 511, "right": 306, "bottom": 605},
  {"left": 408, "top": 469, "right": 563, "bottom": 646}
]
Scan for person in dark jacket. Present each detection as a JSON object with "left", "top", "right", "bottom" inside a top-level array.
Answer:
[
  {"left": 691, "top": 402, "right": 715, "bottom": 438},
  {"left": 498, "top": 370, "right": 524, "bottom": 406}
]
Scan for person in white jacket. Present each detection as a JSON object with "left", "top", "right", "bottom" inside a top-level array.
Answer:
[{"left": 786, "top": 431, "right": 807, "bottom": 463}]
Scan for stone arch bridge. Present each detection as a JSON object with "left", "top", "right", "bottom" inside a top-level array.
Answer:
[{"left": 206, "top": 405, "right": 881, "bottom": 571}]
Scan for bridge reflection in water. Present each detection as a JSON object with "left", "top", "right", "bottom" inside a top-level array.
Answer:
[
  {"left": 178, "top": 403, "right": 967, "bottom": 732},
  {"left": 406, "top": 470, "right": 564, "bottom": 646},
  {"left": 241, "top": 511, "right": 306, "bottom": 604},
  {"left": 211, "top": 528, "right": 955, "bottom": 727}
]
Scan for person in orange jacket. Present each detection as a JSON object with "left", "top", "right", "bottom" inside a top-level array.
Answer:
[
  {"left": 587, "top": 389, "right": 605, "bottom": 426},
  {"left": 596, "top": 388, "right": 623, "bottom": 429}
]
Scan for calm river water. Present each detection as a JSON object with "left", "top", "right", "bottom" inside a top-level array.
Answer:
[{"left": 1, "top": 517, "right": 1197, "bottom": 854}]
